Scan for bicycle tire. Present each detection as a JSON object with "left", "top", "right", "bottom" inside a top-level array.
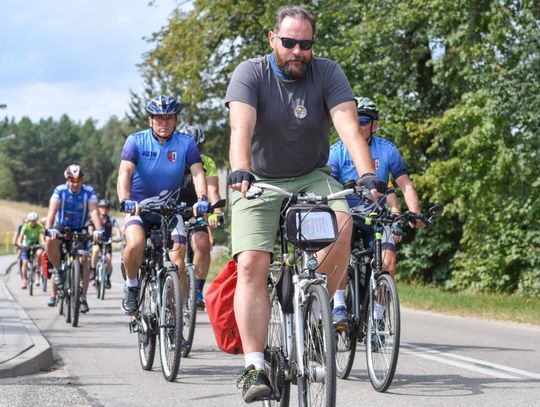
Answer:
[
  {"left": 41, "top": 271, "right": 47, "bottom": 292},
  {"left": 365, "top": 273, "right": 400, "bottom": 392},
  {"left": 181, "top": 263, "right": 197, "bottom": 358},
  {"left": 98, "top": 259, "right": 106, "bottom": 300},
  {"left": 298, "top": 284, "right": 336, "bottom": 407},
  {"left": 71, "top": 260, "right": 82, "bottom": 327},
  {"left": 64, "top": 267, "right": 72, "bottom": 323},
  {"left": 159, "top": 269, "right": 183, "bottom": 382},
  {"left": 138, "top": 275, "right": 157, "bottom": 370},
  {"left": 335, "top": 271, "right": 357, "bottom": 379},
  {"left": 28, "top": 260, "right": 34, "bottom": 296},
  {"left": 262, "top": 287, "right": 290, "bottom": 407}
]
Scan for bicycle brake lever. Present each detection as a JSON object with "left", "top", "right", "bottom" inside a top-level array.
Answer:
[{"left": 245, "top": 186, "right": 263, "bottom": 200}]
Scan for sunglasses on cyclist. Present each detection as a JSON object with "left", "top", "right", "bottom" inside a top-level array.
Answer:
[
  {"left": 359, "top": 116, "right": 373, "bottom": 126},
  {"left": 68, "top": 178, "right": 82, "bottom": 184},
  {"left": 275, "top": 34, "right": 314, "bottom": 51}
]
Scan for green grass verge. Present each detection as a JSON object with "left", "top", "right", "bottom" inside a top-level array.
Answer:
[
  {"left": 398, "top": 282, "right": 540, "bottom": 326},
  {"left": 206, "top": 253, "right": 540, "bottom": 326}
]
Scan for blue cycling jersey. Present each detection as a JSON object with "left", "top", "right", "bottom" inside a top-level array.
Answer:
[
  {"left": 328, "top": 136, "right": 408, "bottom": 211},
  {"left": 120, "top": 129, "right": 202, "bottom": 204},
  {"left": 51, "top": 184, "right": 98, "bottom": 230}
]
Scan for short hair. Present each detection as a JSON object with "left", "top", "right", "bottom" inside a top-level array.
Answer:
[{"left": 274, "top": 5, "right": 316, "bottom": 34}]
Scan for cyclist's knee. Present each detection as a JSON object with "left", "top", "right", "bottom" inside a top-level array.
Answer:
[{"left": 237, "top": 251, "right": 270, "bottom": 280}]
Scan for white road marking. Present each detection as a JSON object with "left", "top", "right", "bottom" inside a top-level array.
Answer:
[{"left": 401, "top": 343, "right": 540, "bottom": 380}]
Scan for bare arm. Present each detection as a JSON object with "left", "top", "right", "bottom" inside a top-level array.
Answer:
[
  {"left": 395, "top": 174, "right": 425, "bottom": 228},
  {"left": 45, "top": 200, "right": 60, "bottom": 230},
  {"left": 228, "top": 101, "right": 257, "bottom": 194},
  {"left": 330, "top": 101, "right": 376, "bottom": 178},
  {"left": 117, "top": 160, "right": 136, "bottom": 202},
  {"left": 88, "top": 202, "right": 102, "bottom": 230},
  {"left": 207, "top": 175, "right": 222, "bottom": 212},
  {"left": 386, "top": 191, "right": 401, "bottom": 215},
  {"left": 190, "top": 162, "right": 208, "bottom": 201}
]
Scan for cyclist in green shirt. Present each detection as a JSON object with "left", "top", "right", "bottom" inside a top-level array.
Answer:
[{"left": 17, "top": 212, "right": 45, "bottom": 289}]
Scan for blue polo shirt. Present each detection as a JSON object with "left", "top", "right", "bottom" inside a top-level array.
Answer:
[
  {"left": 120, "top": 129, "right": 202, "bottom": 204},
  {"left": 51, "top": 184, "right": 98, "bottom": 230},
  {"left": 328, "top": 136, "right": 408, "bottom": 211}
]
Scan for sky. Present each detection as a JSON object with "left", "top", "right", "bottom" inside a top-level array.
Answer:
[{"left": 1, "top": 0, "right": 187, "bottom": 127}]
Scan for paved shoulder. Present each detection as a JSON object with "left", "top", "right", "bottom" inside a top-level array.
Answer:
[{"left": 0, "top": 255, "right": 54, "bottom": 378}]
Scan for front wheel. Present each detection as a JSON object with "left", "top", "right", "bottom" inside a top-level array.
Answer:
[
  {"left": 159, "top": 269, "right": 183, "bottom": 382},
  {"left": 298, "top": 284, "right": 336, "bottom": 407},
  {"left": 28, "top": 261, "right": 35, "bottom": 296},
  {"left": 181, "top": 263, "right": 197, "bottom": 358},
  {"left": 71, "top": 260, "right": 82, "bottom": 327},
  {"left": 365, "top": 273, "right": 400, "bottom": 392},
  {"left": 98, "top": 259, "right": 107, "bottom": 300},
  {"left": 138, "top": 276, "right": 157, "bottom": 370}
]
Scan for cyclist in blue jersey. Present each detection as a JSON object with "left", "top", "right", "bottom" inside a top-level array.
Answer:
[
  {"left": 117, "top": 95, "right": 210, "bottom": 315},
  {"left": 45, "top": 164, "right": 103, "bottom": 312},
  {"left": 328, "top": 97, "right": 426, "bottom": 324},
  {"left": 89, "top": 199, "right": 122, "bottom": 289}
]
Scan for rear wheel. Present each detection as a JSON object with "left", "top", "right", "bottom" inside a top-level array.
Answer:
[
  {"left": 71, "top": 260, "right": 82, "bottom": 327},
  {"left": 159, "top": 269, "right": 183, "bottom": 382},
  {"left": 298, "top": 284, "right": 336, "bottom": 407},
  {"left": 138, "top": 276, "right": 157, "bottom": 370},
  {"left": 335, "top": 272, "right": 357, "bottom": 379},
  {"left": 181, "top": 263, "right": 197, "bottom": 358},
  {"left": 262, "top": 287, "right": 290, "bottom": 407},
  {"left": 366, "top": 273, "right": 400, "bottom": 392}
]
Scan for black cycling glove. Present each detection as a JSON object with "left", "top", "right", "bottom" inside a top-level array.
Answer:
[
  {"left": 228, "top": 170, "right": 255, "bottom": 188},
  {"left": 359, "top": 173, "right": 387, "bottom": 194}
]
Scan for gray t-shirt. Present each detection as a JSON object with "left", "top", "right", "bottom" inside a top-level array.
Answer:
[{"left": 225, "top": 54, "right": 354, "bottom": 178}]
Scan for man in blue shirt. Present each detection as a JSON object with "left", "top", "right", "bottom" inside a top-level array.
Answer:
[
  {"left": 45, "top": 164, "right": 103, "bottom": 312},
  {"left": 117, "top": 95, "right": 209, "bottom": 315},
  {"left": 328, "top": 97, "right": 425, "bottom": 324}
]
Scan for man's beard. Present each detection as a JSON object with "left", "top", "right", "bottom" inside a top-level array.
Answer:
[{"left": 275, "top": 49, "right": 312, "bottom": 79}]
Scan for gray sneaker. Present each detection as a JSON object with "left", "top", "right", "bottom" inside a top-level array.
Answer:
[
  {"left": 236, "top": 365, "right": 272, "bottom": 403},
  {"left": 80, "top": 299, "right": 89, "bottom": 313},
  {"left": 121, "top": 286, "right": 139, "bottom": 315}
]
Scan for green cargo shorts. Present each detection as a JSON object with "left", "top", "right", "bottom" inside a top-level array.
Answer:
[{"left": 231, "top": 167, "right": 349, "bottom": 257}]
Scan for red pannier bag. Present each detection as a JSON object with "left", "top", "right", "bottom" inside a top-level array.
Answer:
[
  {"left": 205, "top": 259, "right": 243, "bottom": 355},
  {"left": 41, "top": 252, "right": 50, "bottom": 279}
]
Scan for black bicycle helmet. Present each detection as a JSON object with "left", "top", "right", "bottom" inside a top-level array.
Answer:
[
  {"left": 98, "top": 199, "right": 110, "bottom": 208},
  {"left": 146, "top": 95, "right": 181, "bottom": 116},
  {"left": 355, "top": 97, "right": 379, "bottom": 120}
]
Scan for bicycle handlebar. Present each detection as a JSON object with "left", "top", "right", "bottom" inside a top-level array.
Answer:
[{"left": 246, "top": 182, "right": 355, "bottom": 203}]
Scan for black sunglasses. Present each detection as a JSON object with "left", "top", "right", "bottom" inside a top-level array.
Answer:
[{"left": 275, "top": 34, "right": 314, "bottom": 51}]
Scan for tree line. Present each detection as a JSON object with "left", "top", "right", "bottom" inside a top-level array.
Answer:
[{"left": 1, "top": 0, "right": 538, "bottom": 297}]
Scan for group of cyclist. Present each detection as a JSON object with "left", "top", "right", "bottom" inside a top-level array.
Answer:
[{"left": 8, "top": 4, "right": 429, "bottom": 404}]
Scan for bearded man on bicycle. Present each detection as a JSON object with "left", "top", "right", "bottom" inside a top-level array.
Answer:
[
  {"left": 17, "top": 211, "right": 45, "bottom": 289},
  {"left": 45, "top": 164, "right": 103, "bottom": 312},
  {"left": 225, "top": 5, "right": 386, "bottom": 403},
  {"left": 89, "top": 199, "right": 122, "bottom": 289},
  {"left": 117, "top": 95, "right": 209, "bottom": 315},
  {"left": 328, "top": 97, "right": 426, "bottom": 324}
]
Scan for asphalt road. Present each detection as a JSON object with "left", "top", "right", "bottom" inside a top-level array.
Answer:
[{"left": 1, "top": 258, "right": 540, "bottom": 407}]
